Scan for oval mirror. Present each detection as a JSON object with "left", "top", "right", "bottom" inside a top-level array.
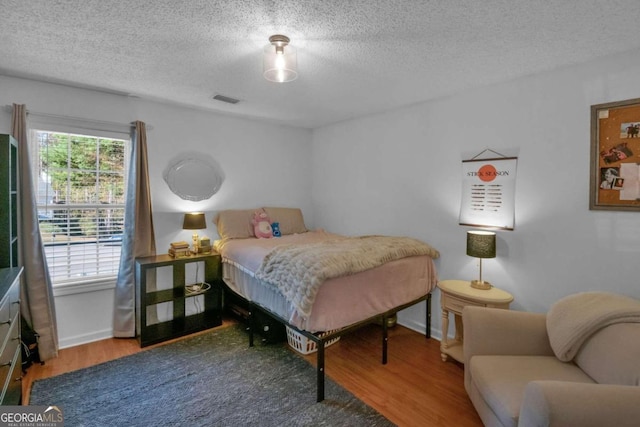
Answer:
[{"left": 163, "top": 153, "right": 224, "bottom": 201}]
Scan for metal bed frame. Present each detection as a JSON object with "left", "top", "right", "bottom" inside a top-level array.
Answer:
[{"left": 236, "top": 289, "right": 432, "bottom": 402}]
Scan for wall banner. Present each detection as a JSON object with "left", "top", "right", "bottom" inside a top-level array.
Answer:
[{"left": 459, "top": 156, "right": 518, "bottom": 230}]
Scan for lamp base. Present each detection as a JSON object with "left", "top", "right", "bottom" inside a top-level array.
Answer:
[{"left": 470, "top": 280, "right": 492, "bottom": 290}]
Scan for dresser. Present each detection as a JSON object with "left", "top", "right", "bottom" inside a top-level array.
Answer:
[{"left": 0, "top": 268, "right": 22, "bottom": 405}]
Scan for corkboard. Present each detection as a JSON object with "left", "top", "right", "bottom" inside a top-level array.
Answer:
[{"left": 590, "top": 98, "right": 640, "bottom": 210}]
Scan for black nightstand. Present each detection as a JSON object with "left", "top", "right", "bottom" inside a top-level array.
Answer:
[{"left": 135, "top": 252, "right": 223, "bottom": 347}]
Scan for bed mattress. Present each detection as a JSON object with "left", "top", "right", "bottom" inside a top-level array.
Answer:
[{"left": 215, "top": 230, "right": 438, "bottom": 332}]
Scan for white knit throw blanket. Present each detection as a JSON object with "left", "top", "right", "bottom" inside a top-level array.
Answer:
[
  {"left": 547, "top": 291, "right": 640, "bottom": 361},
  {"left": 254, "top": 235, "right": 440, "bottom": 319}
]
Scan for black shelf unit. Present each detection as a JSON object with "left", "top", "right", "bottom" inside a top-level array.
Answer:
[
  {"left": 0, "top": 133, "right": 22, "bottom": 404},
  {"left": 135, "top": 253, "right": 223, "bottom": 347},
  {"left": 0, "top": 135, "right": 18, "bottom": 269}
]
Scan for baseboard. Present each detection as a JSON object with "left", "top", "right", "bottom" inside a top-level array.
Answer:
[
  {"left": 397, "top": 318, "right": 443, "bottom": 341},
  {"left": 58, "top": 328, "right": 113, "bottom": 349}
]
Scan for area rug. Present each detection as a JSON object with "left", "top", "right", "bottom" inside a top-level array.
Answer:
[{"left": 30, "top": 325, "right": 394, "bottom": 426}]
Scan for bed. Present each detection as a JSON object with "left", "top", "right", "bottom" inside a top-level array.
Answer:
[{"left": 213, "top": 207, "right": 440, "bottom": 401}]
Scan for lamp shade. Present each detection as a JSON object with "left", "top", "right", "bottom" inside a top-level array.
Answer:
[
  {"left": 183, "top": 212, "right": 206, "bottom": 230},
  {"left": 466, "top": 230, "right": 496, "bottom": 259},
  {"left": 263, "top": 34, "right": 298, "bottom": 83}
]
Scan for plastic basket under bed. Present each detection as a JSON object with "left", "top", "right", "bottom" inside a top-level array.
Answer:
[{"left": 285, "top": 326, "right": 341, "bottom": 355}]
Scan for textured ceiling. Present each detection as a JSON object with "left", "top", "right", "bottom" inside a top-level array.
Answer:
[{"left": 2, "top": 1, "right": 640, "bottom": 129}]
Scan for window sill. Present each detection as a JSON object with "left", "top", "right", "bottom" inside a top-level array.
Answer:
[{"left": 52, "top": 277, "right": 117, "bottom": 297}]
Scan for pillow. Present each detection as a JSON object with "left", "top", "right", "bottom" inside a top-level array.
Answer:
[
  {"left": 214, "top": 209, "right": 255, "bottom": 239},
  {"left": 262, "top": 207, "right": 307, "bottom": 235}
]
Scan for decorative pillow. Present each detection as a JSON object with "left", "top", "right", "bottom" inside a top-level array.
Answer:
[
  {"left": 262, "top": 207, "right": 307, "bottom": 235},
  {"left": 214, "top": 209, "right": 255, "bottom": 239},
  {"left": 252, "top": 209, "right": 273, "bottom": 239}
]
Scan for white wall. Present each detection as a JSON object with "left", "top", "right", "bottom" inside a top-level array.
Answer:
[
  {"left": 0, "top": 75, "right": 313, "bottom": 347},
  {"left": 3, "top": 46, "right": 640, "bottom": 346},
  {"left": 311, "top": 48, "right": 640, "bottom": 338}
]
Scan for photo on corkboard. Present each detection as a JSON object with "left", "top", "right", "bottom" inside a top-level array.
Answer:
[
  {"left": 619, "top": 122, "right": 640, "bottom": 139},
  {"left": 590, "top": 98, "right": 640, "bottom": 211}
]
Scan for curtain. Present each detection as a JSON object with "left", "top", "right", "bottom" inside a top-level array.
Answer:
[
  {"left": 113, "top": 121, "right": 156, "bottom": 337},
  {"left": 11, "top": 104, "right": 59, "bottom": 361}
]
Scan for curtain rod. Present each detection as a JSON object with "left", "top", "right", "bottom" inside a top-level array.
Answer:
[{"left": 3, "top": 105, "right": 153, "bottom": 131}]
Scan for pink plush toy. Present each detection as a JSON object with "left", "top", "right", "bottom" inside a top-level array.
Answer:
[{"left": 252, "top": 210, "right": 273, "bottom": 238}]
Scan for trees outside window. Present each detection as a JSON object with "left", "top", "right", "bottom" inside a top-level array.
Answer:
[{"left": 31, "top": 130, "right": 128, "bottom": 284}]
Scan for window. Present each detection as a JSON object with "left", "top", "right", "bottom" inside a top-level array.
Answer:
[{"left": 30, "top": 129, "right": 129, "bottom": 285}]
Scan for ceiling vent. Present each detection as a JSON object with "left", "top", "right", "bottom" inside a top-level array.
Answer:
[{"left": 212, "top": 94, "right": 240, "bottom": 104}]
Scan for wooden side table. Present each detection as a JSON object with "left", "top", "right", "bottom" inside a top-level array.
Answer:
[{"left": 437, "top": 279, "right": 513, "bottom": 363}]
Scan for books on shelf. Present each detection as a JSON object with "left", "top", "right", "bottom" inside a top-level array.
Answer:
[
  {"left": 168, "top": 239, "right": 214, "bottom": 257},
  {"left": 168, "top": 241, "right": 191, "bottom": 257},
  {"left": 170, "top": 241, "right": 189, "bottom": 249},
  {"left": 168, "top": 247, "right": 190, "bottom": 258}
]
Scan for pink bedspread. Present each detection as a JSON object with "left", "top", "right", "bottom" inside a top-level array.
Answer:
[{"left": 215, "top": 230, "right": 439, "bottom": 331}]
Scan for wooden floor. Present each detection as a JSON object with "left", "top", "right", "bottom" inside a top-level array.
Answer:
[{"left": 23, "top": 319, "right": 482, "bottom": 427}]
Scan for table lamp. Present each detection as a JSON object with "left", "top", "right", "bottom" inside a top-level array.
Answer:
[
  {"left": 183, "top": 212, "right": 206, "bottom": 253},
  {"left": 466, "top": 230, "right": 496, "bottom": 290}
]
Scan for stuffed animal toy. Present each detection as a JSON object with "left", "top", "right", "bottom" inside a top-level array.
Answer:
[
  {"left": 252, "top": 210, "right": 273, "bottom": 238},
  {"left": 271, "top": 222, "right": 281, "bottom": 237}
]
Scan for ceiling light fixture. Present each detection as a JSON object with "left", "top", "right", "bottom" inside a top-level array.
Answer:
[{"left": 263, "top": 34, "right": 298, "bottom": 83}]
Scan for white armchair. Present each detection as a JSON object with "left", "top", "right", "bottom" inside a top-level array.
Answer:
[{"left": 463, "top": 292, "right": 640, "bottom": 427}]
